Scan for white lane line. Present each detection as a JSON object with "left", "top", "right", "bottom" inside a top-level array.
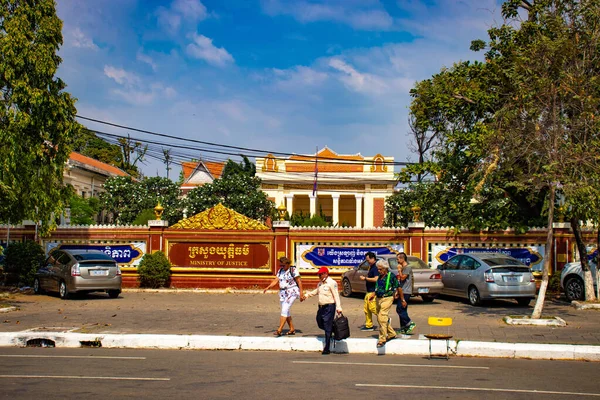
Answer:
[
  {"left": 0, "top": 355, "right": 146, "bottom": 360},
  {"left": 356, "top": 384, "right": 600, "bottom": 397},
  {"left": 0, "top": 375, "right": 169, "bottom": 381},
  {"left": 293, "top": 361, "right": 488, "bottom": 369}
]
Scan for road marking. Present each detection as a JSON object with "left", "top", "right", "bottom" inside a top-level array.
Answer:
[
  {"left": 0, "top": 355, "right": 145, "bottom": 360},
  {"left": 293, "top": 361, "right": 488, "bottom": 369},
  {"left": 356, "top": 384, "right": 600, "bottom": 397},
  {"left": 0, "top": 375, "right": 169, "bottom": 381}
]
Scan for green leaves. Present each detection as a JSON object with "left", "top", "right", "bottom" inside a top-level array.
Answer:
[{"left": 0, "top": 0, "right": 78, "bottom": 234}]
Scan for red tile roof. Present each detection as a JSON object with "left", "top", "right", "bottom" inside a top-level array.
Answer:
[{"left": 69, "top": 152, "right": 129, "bottom": 177}]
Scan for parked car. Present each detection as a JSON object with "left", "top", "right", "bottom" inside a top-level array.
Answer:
[
  {"left": 561, "top": 257, "right": 598, "bottom": 302},
  {"left": 33, "top": 249, "right": 122, "bottom": 299},
  {"left": 437, "top": 253, "right": 536, "bottom": 306},
  {"left": 340, "top": 254, "right": 443, "bottom": 302}
]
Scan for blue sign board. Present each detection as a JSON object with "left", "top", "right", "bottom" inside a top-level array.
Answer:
[
  {"left": 300, "top": 246, "right": 399, "bottom": 268},
  {"left": 56, "top": 244, "right": 143, "bottom": 264}
]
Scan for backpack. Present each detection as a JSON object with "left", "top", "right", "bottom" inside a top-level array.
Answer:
[{"left": 333, "top": 313, "right": 350, "bottom": 340}]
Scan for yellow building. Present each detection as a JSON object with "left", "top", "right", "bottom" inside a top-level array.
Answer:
[{"left": 256, "top": 147, "right": 395, "bottom": 228}]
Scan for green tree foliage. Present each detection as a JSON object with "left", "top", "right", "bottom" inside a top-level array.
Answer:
[
  {"left": 221, "top": 155, "right": 256, "bottom": 179},
  {"left": 137, "top": 251, "right": 171, "bottom": 288},
  {"left": 3, "top": 240, "right": 45, "bottom": 286},
  {"left": 400, "top": 0, "right": 600, "bottom": 313},
  {"left": 0, "top": 0, "right": 79, "bottom": 233},
  {"left": 72, "top": 128, "right": 121, "bottom": 166},
  {"left": 99, "top": 176, "right": 183, "bottom": 225},
  {"left": 390, "top": 61, "right": 546, "bottom": 231},
  {"left": 67, "top": 190, "right": 100, "bottom": 225},
  {"left": 185, "top": 158, "right": 274, "bottom": 222},
  {"left": 289, "top": 210, "right": 331, "bottom": 227},
  {"left": 99, "top": 176, "right": 138, "bottom": 224}
]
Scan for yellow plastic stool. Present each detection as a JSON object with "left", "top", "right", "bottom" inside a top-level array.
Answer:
[{"left": 424, "top": 317, "right": 453, "bottom": 360}]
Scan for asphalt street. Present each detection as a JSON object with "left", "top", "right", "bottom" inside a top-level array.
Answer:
[
  {"left": 2, "top": 289, "right": 599, "bottom": 345},
  {"left": 0, "top": 347, "right": 598, "bottom": 399}
]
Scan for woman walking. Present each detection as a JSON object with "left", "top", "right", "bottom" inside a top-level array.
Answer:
[{"left": 263, "top": 257, "right": 304, "bottom": 336}]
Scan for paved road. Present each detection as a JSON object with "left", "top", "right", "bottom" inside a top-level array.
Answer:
[
  {"left": 2, "top": 290, "right": 599, "bottom": 345},
  {"left": 0, "top": 347, "right": 598, "bottom": 399}
]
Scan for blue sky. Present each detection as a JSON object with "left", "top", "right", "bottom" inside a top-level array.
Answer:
[{"left": 56, "top": 0, "right": 504, "bottom": 178}]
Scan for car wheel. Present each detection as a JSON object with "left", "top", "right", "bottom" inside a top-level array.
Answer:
[
  {"left": 421, "top": 295, "right": 435, "bottom": 303},
  {"left": 564, "top": 276, "right": 585, "bottom": 302},
  {"left": 59, "top": 281, "right": 69, "bottom": 300},
  {"left": 516, "top": 297, "right": 532, "bottom": 307},
  {"left": 468, "top": 286, "right": 481, "bottom": 306},
  {"left": 341, "top": 279, "right": 353, "bottom": 297},
  {"left": 108, "top": 290, "right": 120, "bottom": 299}
]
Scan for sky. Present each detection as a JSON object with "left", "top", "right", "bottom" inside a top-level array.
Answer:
[{"left": 55, "top": 0, "right": 505, "bottom": 179}]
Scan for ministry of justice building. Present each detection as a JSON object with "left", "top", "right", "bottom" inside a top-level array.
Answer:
[{"left": 255, "top": 147, "right": 395, "bottom": 228}]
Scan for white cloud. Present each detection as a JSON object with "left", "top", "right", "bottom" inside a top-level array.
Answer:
[
  {"left": 327, "top": 58, "right": 388, "bottom": 95},
  {"left": 111, "top": 89, "right": 156, "bottom": 106},
  {"left": 186, "top": 33, "right": 234, "bottom": 67},
  {"left": 156, "top": 0, "right": 209, "bottom": 34},
  {"left": 271, "top": 66, "right": 328, "bottom": 90},
  {"left": 65, "top": 27, "right": 98, "bottom": 50},
  {"left": 172, "top": 0, "right": 208, "bottom": 21},
  {"left": 261, "top": 0, "right": 394, "bottom": 31},
  {"left": 103, "top": 66, "right": 140, "bottom": 87},
  {"left": 137, "top": 52, "right": 158, "bottom": 71}
]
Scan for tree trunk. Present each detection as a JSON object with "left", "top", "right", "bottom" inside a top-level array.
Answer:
[
  {"left": 531, "top": 185, "right": 555, "bottom": 319},
  {"left": 570, "top": 217, "right": 596, "bottom": 301}
]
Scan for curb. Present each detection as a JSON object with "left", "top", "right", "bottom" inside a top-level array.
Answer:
[{"left": 0, "top": 331, "right": 598, "bottom": 361}]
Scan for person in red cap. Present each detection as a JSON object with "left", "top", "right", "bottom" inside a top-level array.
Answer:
[{"left": 302, "top": 266, "right": 342, "bottom": 355}]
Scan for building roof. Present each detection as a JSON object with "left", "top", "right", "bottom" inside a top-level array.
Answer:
[{"left": 68, "top": 152, "right": 129, "bottom": 177}]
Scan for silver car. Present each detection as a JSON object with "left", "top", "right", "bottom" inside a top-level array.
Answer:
[
  {"left": 34, "top": 249, "right": 122, "bottom": 299},
  {"left": 561, "top": 257, "right": 598, "bottom": 301},
  {"left": 438, "top": 253, "right": 536, "bottom": 306},
  {"left": 340, "top": 254, "right": 444, "bottom": 302}
]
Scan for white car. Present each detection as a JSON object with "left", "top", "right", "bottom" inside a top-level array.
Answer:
[{"left": 560, "top": 257, "right": 598, "bottom": 301}]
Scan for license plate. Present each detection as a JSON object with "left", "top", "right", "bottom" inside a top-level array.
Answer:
[
  {"left": 504, "top": 276, "right": 519, "bottom": 282},
  {"left": 418, "top": 288, "right": 430, "bottom": 293},
  {"left": 91, "top": 270, "right": 108, "bottom": 276}
]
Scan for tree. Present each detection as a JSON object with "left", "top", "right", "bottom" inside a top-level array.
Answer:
[
  {"left": 72, "top": 128, "right": 121, "bottom": 166},
  {"left": 391, "top": 61, "right": 546, "bottom": 231},
  {"left": 185, "top": 159, "right": 274, "bottom": 222},
  {"left": 67, "top": 190, "right": 100, "bottom": 225},
  {"left": 117, "top": 135, "right": 147, "bottom": 178},
  {"left": 457, "top": 0, "right": 600, "bottom": 316},
  {"left": 0, "top": 0, "right": 79, "bottom": 234},
  {"left": 98, "top": 176, "right": 138, "bottom": 224},
  {"left": 99, "top": 176, "right": 183, "bottom": 225}
]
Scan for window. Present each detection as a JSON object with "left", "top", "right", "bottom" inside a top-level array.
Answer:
[
  {"left": 459, "top": 256, "right": 480, "bottom": 270},
  {"left": 444, "top": 256, "right": 461, "bottom": 270}
]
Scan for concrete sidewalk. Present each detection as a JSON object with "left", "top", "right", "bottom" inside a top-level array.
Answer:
[{"left": 1, "top": 289, "right": 599, "bottom": 360}]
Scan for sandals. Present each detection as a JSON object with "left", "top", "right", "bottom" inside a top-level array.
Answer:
[
  {"left": 274, "top": 330, "right": 283, "bottom": 336},
  {"left": 286, "top": 330, "right": 296, "bottom": 336},
  {"left": 376, "top": 341, "right": 386, "bottom": 348}
]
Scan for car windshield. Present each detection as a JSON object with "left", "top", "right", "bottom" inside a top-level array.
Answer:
[
  {"left": 72, "top": 252, "right": 115, "bottom": 261},
  {"left": 483, "top": 257, "right": 524, "bottom": 266}
]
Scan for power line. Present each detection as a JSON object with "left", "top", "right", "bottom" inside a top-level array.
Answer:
[{"left": 77, "top": 115, "right": 412, "bottom": 167}]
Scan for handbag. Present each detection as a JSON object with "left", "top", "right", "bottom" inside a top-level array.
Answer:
[{"left": 332, "top": 313, "right": 350, "bottom": 340}]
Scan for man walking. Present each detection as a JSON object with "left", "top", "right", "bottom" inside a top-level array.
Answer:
[
  {"left": 371, "top": 259, "right": 402, "bottom": 348},
  {"left": 303, "top": 267, "right": 342, "bottom": 355},
  {"left": 396, "top": 252, "right": 416, "bottom": 334},
  {"left": 359, "top": 251, "right": 379, "bottom": 331}
]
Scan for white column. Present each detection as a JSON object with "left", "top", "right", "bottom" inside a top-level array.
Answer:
[
  {"left": 285, "top": 195, "right": 294, "bottom": 216},
  {"left": 309, "top": 194, "right": 317, "bottom": 216},
  {"left": 355, "top": 194, "right": 363, "bottom": 228},
  {"left": 331, "top": 193, "right": 340, "bottom": 226}
]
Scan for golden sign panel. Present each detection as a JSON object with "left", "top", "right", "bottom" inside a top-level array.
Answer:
[{"left": 170, "top": 203, "right": 269, "bottom": 230}]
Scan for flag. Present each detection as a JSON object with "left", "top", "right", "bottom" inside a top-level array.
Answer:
[{"left": 312, "top": 147, "right": 318, "bottom": 196}]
